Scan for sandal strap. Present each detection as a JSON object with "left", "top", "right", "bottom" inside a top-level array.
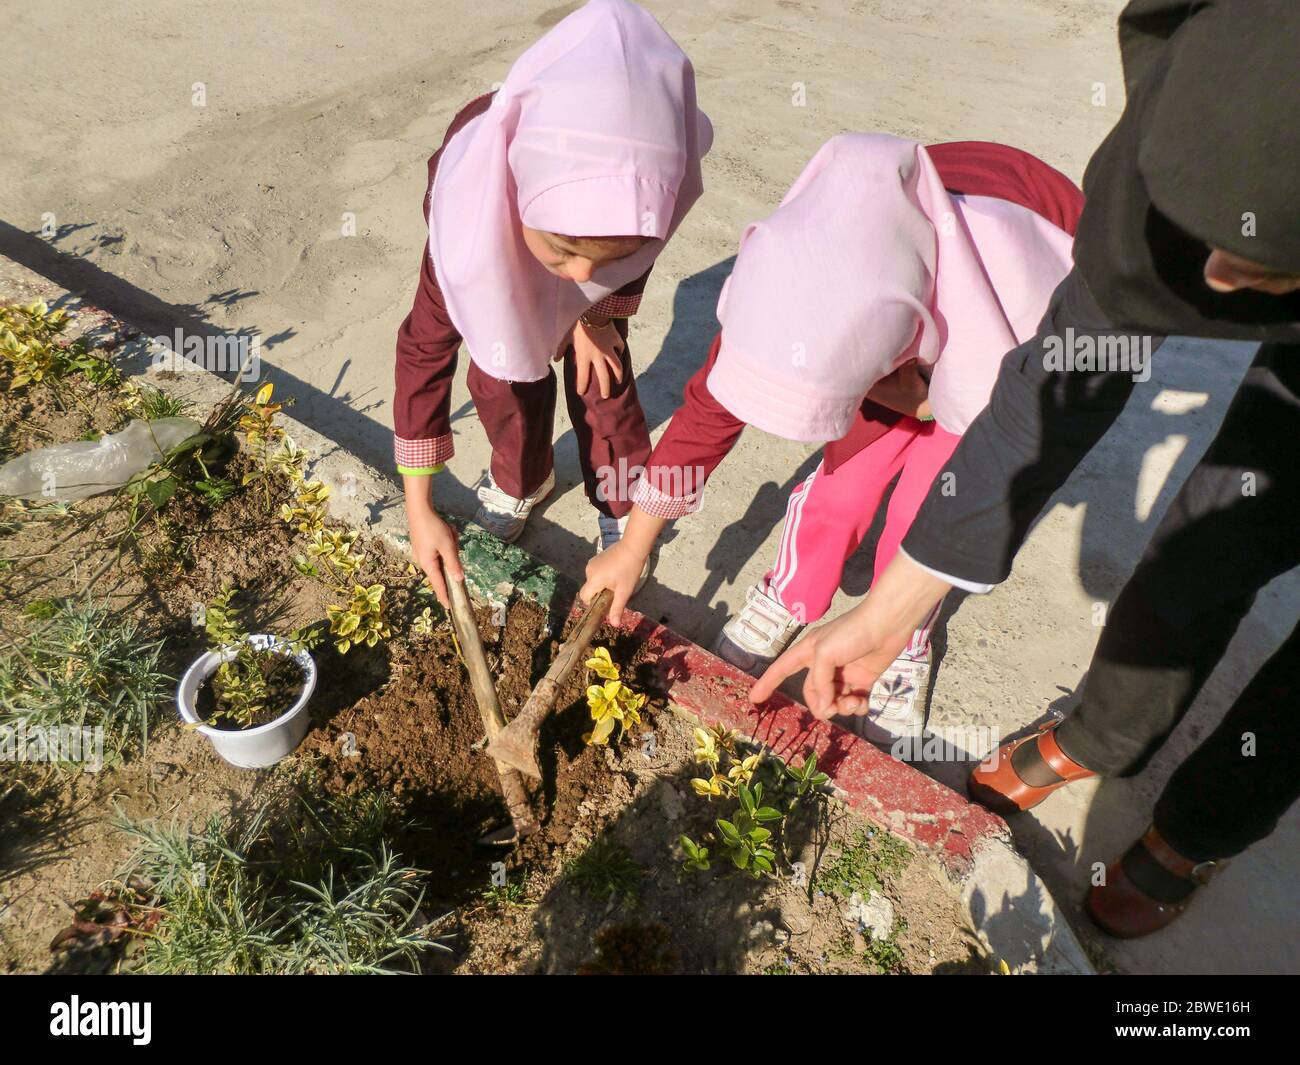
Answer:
[
  {"left": 1036, "top": 724, "right": 1093, "bottom": 782},
  {"left": 1141, "top": 826, "right": 1225, "bottom": 886}
]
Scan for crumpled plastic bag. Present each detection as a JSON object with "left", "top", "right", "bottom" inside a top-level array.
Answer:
[{"left": 0, "top": 417, "right": 202, "bottom": 501}]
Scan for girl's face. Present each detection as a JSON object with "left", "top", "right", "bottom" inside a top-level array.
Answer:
[{"left": 521, "top": 226, "right": 647, "bottom": 283}]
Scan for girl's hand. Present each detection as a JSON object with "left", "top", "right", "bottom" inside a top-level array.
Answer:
[
  {"left": 868, "top": 359, "right": 932, "bottom": 421},
  {"left": 404, "top": 482, "right": 463, "bottom": 607},
  {"left": 562, "top": 314, "right": 625, "bottom": 398},
  {"left": 580, "top": 541, "right": 646, "bottom": 625}
]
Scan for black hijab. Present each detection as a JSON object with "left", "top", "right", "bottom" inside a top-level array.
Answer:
[{"left": 1073, "top": 0, "right": 1300, "bottom": 342}]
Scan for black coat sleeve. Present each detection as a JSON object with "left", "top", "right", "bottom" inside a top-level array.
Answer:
[{"left": 901, "top": 270, "right": 1164, "bottom": 585}]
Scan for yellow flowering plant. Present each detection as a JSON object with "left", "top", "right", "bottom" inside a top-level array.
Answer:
[
  {"left": 238, "top": 383, "right": 289, "bottom": 506},
  {"left": 279, "top": 478, "right": 331, "bottom": 535},
  {"left": 0, "top": 300, "right": 118, "bottom": 393},
  {"left": 689, "top": 724, "right": 740, "bottom": 798},
  {"left": 581, "top": 646, "right": 646, "bottom": 748}
]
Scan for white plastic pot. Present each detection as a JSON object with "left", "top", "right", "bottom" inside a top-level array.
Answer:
[{"left": 176, "top": 634, "right": 318, "bottom": 769}]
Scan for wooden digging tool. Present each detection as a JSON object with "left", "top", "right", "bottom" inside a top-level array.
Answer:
[
  {"left": 443, "top": 564, "right": 539, "bottom": 844},
  {"left": 487, "top": 588, "right": 614, "bottom": 780}
]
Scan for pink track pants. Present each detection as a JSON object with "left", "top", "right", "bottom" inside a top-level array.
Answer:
[{"left": 763, "top": 418, "right": 962, "bottom": 654}]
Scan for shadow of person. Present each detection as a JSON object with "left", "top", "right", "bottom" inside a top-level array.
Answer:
[
  {"left": 632, "top": 256, "right": 736, "bottom": 433},
  {"left": 1060, "top": 337, "right": 1261, "bottom": 602},
  {"left": 524, "top": 770, "right": 823, "bottom": 974}
]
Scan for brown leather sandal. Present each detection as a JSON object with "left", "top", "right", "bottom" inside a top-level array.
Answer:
[
  {"left": 966, "top": 721, "right": 1096, "bottom": 815},
  {"left": 1086, "top": 826, "right": 1224, "bottom": 939}
]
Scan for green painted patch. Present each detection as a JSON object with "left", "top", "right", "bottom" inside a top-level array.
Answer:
[{"left": 385, "top": 519, "right": 575, "bottom": 612}]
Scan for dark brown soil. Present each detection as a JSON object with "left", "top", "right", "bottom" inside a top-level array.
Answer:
[{"left": 298, "top": 596, "right": 988, "bottom": 974}]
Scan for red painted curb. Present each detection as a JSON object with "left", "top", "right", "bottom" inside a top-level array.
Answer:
[{"left": 612, "top": 605, "right": 1008, "bottom": 877}]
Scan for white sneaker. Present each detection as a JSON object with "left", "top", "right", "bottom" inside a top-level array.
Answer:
[
  {"left": 712, "top": 583, "right": 803, "bottom": 678},
  {"left": 841, "top": 650, "right": 930, "bottom": 747},
  {"left": 474, "top": 468, "right": 555, "bottom": 543},
  {"left": 596, "top": 512, "right": 628, "bottom": 552},
  {"left": 594, "top": 512, "right": 651, "bottom": 593}
]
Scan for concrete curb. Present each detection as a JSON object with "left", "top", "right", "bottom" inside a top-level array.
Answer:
[{"left": 1, "top": 257, "right": 1092, "bottom": 974}]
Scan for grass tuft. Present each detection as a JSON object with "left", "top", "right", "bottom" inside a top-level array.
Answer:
[
  {"left": 0, "top": 598, "right": 170, "bottom": 768},
  {"left": 563, "top": 838, "right": 644, "bottom": 907},
  {"left": 116, "top": 791, "right": 454, "bottom": 974},
  {"left": 816, "top": 828, "right": 910, "bottom": 900}
]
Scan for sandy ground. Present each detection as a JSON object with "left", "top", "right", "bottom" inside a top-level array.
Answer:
[{"left": 3, "top": 0, "right": 1295, "bottom": 973}]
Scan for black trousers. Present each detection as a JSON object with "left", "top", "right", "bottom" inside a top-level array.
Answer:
[{"left": 1057, "top": 341, "right": 1300, "bottom": 861}]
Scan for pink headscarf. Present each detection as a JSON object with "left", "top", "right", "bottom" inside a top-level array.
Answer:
[
  {"left": 707, "top": 133, "right": 1074, "bottom": 439},
  {"left": 429, "top": 0, "right": 712, "bottom": 382}
]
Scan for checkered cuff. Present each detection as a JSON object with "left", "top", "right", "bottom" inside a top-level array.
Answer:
[
  {"left": 395, "top": 433, "right": 454, "bottom": 473},
  {"left": 588, "top": 292, "right": 642, "bottom": 319},
  {"left": 633, "top": 477, "right": 700, "bottom": 519}
]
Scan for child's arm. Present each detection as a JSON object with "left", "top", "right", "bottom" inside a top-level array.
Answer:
[
  {"left": 394, "top": 242, "right": 465, "bottom": 605},
  {"left": 580, "top": 332, "right": 745, "bottom": 623},
  {"left": 581, "top": 505, "right": 668, "bottom": 623}
]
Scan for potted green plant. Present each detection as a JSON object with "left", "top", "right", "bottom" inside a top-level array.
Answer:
[{"left": 176, "top": 587, "right": 321, "bottom": 768}]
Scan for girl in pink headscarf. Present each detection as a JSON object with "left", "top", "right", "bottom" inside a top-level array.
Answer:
[
  {"left": 581, "top": 133, "right": 1082, "bottom": 744},
  {"left": 395, "top": 0, "right": 711, "bottom": 604}
]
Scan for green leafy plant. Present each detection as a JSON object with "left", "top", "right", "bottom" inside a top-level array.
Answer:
[
  {"left": 679, "top": 835, "right": 710, "bottom": 873},
  {"left": 816, "top": 828, "right": 911, "bottom": 902},
  {"left": 712, "top": 782, "right": 782, "bottom": 876},
  {"left": 117, "top": 380, "right": 189, "bottom": 421},
  {"left": 117, "top": 403, "right": 243, "bottom": 529},
  {"left": 189, "top": 475, "right": 238, "bottom": 507},
  {"left": 581, "top": 646, "right": 645, "bottom": 748},
  {"left": 198, "top": 586, "right": 323, "bottom": 729},
  {"left": 679, "top": 734, "right": 829, "bottom": 881},
  {"left": 782, "top": 751, "right": 831, "bottom": 799},
  {"left": 481, "top": 878, "right": 529, "bottom": 908},
  {"left": 832, "top": 924, "right": 906, "bottom": 974}
]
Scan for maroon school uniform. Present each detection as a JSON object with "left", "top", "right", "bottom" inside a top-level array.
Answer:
[{"left": 392, "top": 93, "right": 652, "bottom": 518}]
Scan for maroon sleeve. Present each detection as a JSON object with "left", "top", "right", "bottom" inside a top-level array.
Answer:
[
  {"left": 926, "top": 140, "right": 1084, "bottom": 236},
  {"left": 633, "top": 332, "right": 747, "bottom": 518},
  {"left": 392, "top": 238, "right": 461, "bottom": 470}
]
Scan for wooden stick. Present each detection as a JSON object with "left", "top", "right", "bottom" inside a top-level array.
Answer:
[
  {"left": 487, "top": 589, "right": 613, "bottom": 780},
  {"left": 444, "top": 568, "right": 539, "bottom": 840}
]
